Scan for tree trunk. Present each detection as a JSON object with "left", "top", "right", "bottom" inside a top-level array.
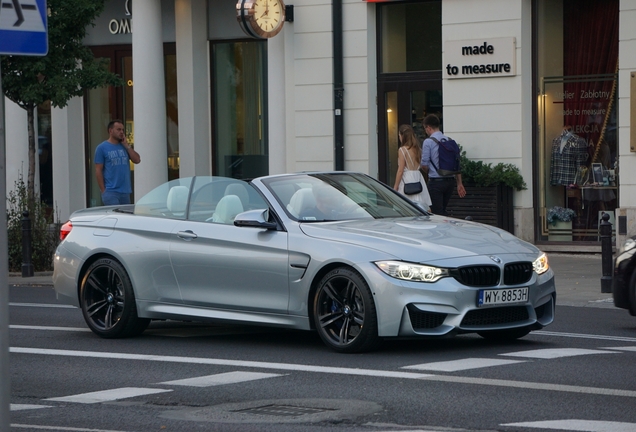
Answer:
[{"left": 27, "top": 106, "right": 36, "bottom": 202}]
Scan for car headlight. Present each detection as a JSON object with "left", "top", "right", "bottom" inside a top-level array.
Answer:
[
  {"left": 375, "top": 261, "right": 449, "bottom": 282},
  {"left": 533, "top": 253, "right": 549, "bottom": 275}
]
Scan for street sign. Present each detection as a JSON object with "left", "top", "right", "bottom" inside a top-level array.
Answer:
[{"left": 0, "top": 0, "right": 48, "bottom": 55}]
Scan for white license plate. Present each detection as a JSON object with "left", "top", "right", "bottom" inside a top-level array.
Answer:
[{"left": 478, "top": 287, "right": 528, "bottom": 307}]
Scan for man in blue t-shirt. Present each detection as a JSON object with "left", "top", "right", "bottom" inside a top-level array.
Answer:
[
  {"left": 420, "top": 114, "right": 466, "bottom": 215},
  {"left": 95, "top": 120, "right": 141, "bottom": 205}
]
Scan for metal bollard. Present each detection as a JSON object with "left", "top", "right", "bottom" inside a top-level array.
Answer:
[
  {"left": 600, "top": 212, "right": 612, "bottom": 293},
  {"left": 21, "top": 210, "right": 34, "bottom": 278}
]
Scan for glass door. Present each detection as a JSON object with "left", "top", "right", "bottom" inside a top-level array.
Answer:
[
  {"left": 378, "top": 82, "right": 442, "bottom": 187},
  {"left": 211, "top": 40, "right": 268, "bottom": 179}
]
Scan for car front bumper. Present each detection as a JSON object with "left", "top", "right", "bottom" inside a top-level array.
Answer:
[{"left": 358, "top": 260, "right": 556, "bottom": 338}]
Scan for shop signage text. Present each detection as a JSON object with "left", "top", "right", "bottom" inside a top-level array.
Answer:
[
  {"left": 444, "top": 38, "right": 516, "bottom": 79},
  {"left": 110, "top": 0, "right": 132, "bottom": 35}
]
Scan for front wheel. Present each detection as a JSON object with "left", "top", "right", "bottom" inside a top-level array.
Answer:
[
  {"left": 477, "top": 327, "right": 531, "bottom": 341},
  {"left": 628, "top": 270, "right": 636, "bottom": 316},
  {"left": 313, "top": 267, "right": 380, "bottom": 353},
  {"left": 80, "top": 257, "right": 150, "bottom": 338}
]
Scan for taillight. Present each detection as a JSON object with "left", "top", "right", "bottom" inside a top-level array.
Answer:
[{"left": 60, "top": 221, "right": 73, "bottom": 241}]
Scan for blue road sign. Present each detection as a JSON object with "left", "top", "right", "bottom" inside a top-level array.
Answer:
[{"left": 0, "top": 0, "right": 48, "bottom": 56}]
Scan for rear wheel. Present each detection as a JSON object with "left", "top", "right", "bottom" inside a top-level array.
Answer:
[
  {"left": 80, "top": 257, "right": 149, "bottom": 338},
  {"left": 313, "top": 267, "right": 380, "bottom": 353},
  {"left": 478, "top": 327, "right": 530, "bottom": 341}
]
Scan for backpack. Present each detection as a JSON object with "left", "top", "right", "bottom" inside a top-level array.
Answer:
[{"left": 429, "top": 136, "right": 461, "bottom": 176}]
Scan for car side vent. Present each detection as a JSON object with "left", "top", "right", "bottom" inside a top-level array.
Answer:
[
  {"left": 452, "top": 266, "right": 500, "bottom": 287},
  {"left": 407, "top": 305, "right": 447, "bottom": 330},
  {"left": 504, "top": 262, "right": 533, "bottom": 285}
]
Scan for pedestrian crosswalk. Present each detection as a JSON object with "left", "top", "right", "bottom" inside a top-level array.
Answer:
[
  {"left": 45, "top": 387, "right": 172, "bottom": 404},
  {"left": 12, "top": 371, "right": 286, "bottom": 410},
  {"left": 401, "top": 347, "right": 623, "bottom": 372},
  {"left": 11, "top": 345, "right": 636, "bottom": 413},
  {"left": 403, "top": 357, "right": 525, "bottom": 372},
  {"left": 157, "top": 371, "right": 285, "bottom": 387},
  {"left": 501, "top": 419, "right": 636, "bottom": 431},
  {"left": 10, "top": 345, "right": 636, "bottom": 432}
]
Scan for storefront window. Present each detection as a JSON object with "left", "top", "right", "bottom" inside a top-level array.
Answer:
[
  {"left": 37, "top": 101, "right": 53, "bottom": 208},
  {"left": 211, "top": 41, "right": 268, "bottom": 179},
  {"left": 536, "top": 0, "right": 619, "bottom": 242},
  {"left": 165, "top": 53, "right": 179, "bottom": 181},
  {"left": 86, "top": 70, "right": 112, "bottom": 208},
  {"left": 85, "top": 46, "right": 179, "bottom": 207},
  {"left": 380, "top": 1, "right": 441, "bottom": 73}
]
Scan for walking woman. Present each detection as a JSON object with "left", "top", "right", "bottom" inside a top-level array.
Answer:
[{"left": 393, "top": 124, "right": 432, "bottom": 211}]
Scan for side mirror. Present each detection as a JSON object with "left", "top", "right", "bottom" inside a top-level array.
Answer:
[{"left": 234, "top": 209, "right": 278, "bottom": 230}]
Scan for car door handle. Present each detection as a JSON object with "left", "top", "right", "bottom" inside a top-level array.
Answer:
[{"left": 177, "top": 230, "right": 198, "bottom": 240}]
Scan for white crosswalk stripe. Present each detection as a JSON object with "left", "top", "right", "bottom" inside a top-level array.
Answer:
[
  {"left": 10, "top": 404, "right": 52, "bottom": 411},
  {"left": 45, "top": 387, "right": 171, "bottom": 404},
  {"left": 500, "top": 348, "right": 619, "bottom": 359},
  {"left": 157, "top": 371, "right": 284, "bottom": 387},
  {"left": 501, "top": 419, "right": 636, "bottom": 431},
  {"left": 602, "top": 346, "right": 636, "bottom": 352},
  {"left": 403, "top": 357, "right": 526, "bottom": 372}
]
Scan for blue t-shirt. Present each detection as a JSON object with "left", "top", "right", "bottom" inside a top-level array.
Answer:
[{"left": 94, "top": 141, "right": 132, "bottom": 194}]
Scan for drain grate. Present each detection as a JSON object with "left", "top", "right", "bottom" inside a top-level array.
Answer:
[{"left": 232, "top": 404, "right": 334, "bottom": 417}]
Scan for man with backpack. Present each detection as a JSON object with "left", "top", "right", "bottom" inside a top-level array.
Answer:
[{"left": 420, "top": 114, "right": 466, "bottom": 215}]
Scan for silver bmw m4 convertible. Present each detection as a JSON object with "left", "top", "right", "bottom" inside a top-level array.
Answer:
[{"left": 53, "top": 172, "right": 555, "bottom": 353}]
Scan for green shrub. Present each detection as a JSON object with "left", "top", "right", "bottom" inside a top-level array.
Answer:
[
  {"left": 459, "top": 148, "right": 527, "bottom": 191},
  {"left": 7, "top": 174, "right": 60, "bottom": 272}
]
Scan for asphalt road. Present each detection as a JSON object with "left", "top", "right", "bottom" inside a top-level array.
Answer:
[{"left": 8, "top": 283, "right": 636, "bottom": 432}]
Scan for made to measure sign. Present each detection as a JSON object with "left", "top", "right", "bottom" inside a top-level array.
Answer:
[
  {"left": 0, "top": 0, "right": 48, "bottom": 55},
  {"left": 444, "top": 37, "right": 515, "bottom": 79}
]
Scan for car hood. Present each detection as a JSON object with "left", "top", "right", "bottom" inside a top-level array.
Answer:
[{"left": 299, "top": 216, "right": 539, "bottom": 261}]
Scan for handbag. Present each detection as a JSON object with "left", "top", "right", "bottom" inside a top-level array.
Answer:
[
  {"left": 403, "top": 179, "right": 423, "bottom": 195},
  {"left": 401, "top": 147, "right": 423, "bottom": 195}
]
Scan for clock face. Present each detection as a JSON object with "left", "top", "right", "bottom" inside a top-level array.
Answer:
[
  {"left": 237, "top": 0, "right": 285, "bottom": 39},
  {"left": 253, "top": 0, "right": 283, "bottom": 33}
]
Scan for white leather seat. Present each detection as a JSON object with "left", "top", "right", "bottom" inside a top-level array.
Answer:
[
  {"left": 287, "top": 188, "right": 316, "bottom": 218},
  {"left": 224, "top": 183, "right": 250, "bottom": 207},
  {"left": 166, "top": 185, "right": 189, "bottom": 217},
  {"left": 212, "top": 195, "right": 244, "bottom": 224}
]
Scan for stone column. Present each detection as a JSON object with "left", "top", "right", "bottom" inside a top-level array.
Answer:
[
  {"left": 51, "top": 98, "right": 86, "bottom": 221},
  {"left": 133, "top": 0, "right": 168, "bottom": 198},
  {"left": 175, "top": 0, "right": 210, "bottom": 177}
]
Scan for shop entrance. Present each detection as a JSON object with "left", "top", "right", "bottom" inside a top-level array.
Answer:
[
  {"left": 378, "top": 80, "right": 442, "bottom": 187},
  {"left": 375, "top": 0, "right": 442, "bottom": 186}
]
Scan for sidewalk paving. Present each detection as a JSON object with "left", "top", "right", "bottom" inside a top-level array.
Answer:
[{"left": 6, "top": 253, "right": 615, "bottom": 308}]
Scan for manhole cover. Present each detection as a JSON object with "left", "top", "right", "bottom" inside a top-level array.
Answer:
[
  {"left": 233, "top": 404, "right": 334, "bottom": 417},
  {"left": 160, "top": 398, "right": 383, "bottom": 424}
]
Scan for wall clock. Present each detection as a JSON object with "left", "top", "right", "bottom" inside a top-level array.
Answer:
[{"left": 236, "top": 0, "right": 286, "bottom": 39}]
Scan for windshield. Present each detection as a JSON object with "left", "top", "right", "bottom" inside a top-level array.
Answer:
[{"left": 263, "top": 172, "right": 426, "bottom": 222}]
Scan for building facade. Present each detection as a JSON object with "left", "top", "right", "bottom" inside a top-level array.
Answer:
[{"left": 4, "top": 0, "right": 636, "bottom": 252}]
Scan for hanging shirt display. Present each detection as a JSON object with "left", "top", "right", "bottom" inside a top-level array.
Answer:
[{"left": 549, "top": 129, "right": 589, "bottom": 186}]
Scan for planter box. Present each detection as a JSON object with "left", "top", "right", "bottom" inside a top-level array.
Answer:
[
  {"left": 446, "top": 183, "right": 514, "bottom": 234},
  {"left": 548, "top": 220, "right": 573, "bottom": 242}
]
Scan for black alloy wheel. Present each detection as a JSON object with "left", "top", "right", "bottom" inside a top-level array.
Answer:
[
  {"left": 80, "top": 257, "right": 150, "bottom": 338},
  {"left": 313, "top": 267, "right": 380, "bottom": 353}
]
